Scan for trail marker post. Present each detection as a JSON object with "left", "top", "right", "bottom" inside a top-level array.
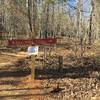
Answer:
[{"left": 27, "top": 45, "right": 39, "bottom": 79}]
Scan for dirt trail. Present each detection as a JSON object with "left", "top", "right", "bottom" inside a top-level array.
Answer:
[
  {"left": 0, "top": 76, "right": 46, "bottom": 100},
  {"left": 0, "top": 44, "right": 100, "bottom": 100},
  {"left": 0, "top": 53, "right": 45, "bottom": 100}
]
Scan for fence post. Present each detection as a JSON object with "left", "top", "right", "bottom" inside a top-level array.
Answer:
[
  {"left": 58, "top": 56, "right": 63, "bottom": 71},
  {"left": 30, "top": 55, "right": 36, "bottom": 79}
]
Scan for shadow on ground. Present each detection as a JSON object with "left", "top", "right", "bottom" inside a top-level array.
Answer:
[
  {"left": 0, "top": 93, "right": 47, "bottom": 99},
  {"left": 35, "top": 64, "right": 100, "bottom": 79},
  {"left": 0, "top": 70, "right": 31, "bottom": 78},
  {"left": 0, "top": 56, "right": 99, "bottom": 80}
]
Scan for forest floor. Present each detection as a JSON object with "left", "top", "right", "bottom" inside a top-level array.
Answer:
[{"left": 0, "top": 38, "right": 100, "bottom": 100}]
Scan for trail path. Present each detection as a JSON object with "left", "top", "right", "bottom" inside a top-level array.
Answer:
[{"left": 0, "top": 53, "right": 45, "bottom": 100}]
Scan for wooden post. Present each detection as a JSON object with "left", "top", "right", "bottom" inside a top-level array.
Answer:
[
  {"left": 44, "top": 46, "right": 47, "bottom": 59},
  {"left": 49, "top": 45, "right": 52, "bottom": 56},
  {"left": 58, "top": 56, "right": 63, "bottom": 71},
  {"left": 30, "top": 55, "right": 36, "bottom": 79}
]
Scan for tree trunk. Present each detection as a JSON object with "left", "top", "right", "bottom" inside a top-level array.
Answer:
[
  {"left": 28, "top": 0, "right": 33, "bottom": 33},
  {"left": 89, "top": 0, "right": 94, "bottom": 45}
]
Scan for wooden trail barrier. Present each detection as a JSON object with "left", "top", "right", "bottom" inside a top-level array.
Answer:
[
  {"left": 7, "top": 38, "right": 57, "bottom": 80},
  {"left": 8, "top": 38, "right": 57, "bottom": 46}
]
